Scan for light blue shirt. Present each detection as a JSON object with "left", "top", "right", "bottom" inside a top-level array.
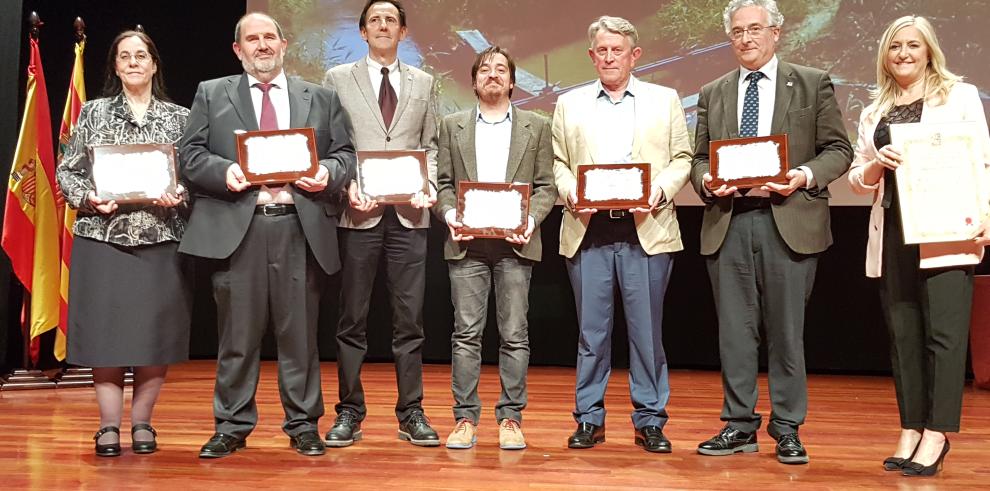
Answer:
[
  {"left": 594, "top": 77, "right": 637, "bottom": 163},
  {"left": 474, "top": 105, "right": 513, "bottom": 183}
]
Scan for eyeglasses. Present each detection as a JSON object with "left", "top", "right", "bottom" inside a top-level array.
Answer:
[
  {"left": 117, "top": 51, "right": 151, "bottom": 64},
  {"left": 729, "top": 25, "right": 777, "bottom": 40}
]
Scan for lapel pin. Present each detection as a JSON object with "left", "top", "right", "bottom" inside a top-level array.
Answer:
[{"left": 786, "top": 81, "right": 793, "bottom": 87}]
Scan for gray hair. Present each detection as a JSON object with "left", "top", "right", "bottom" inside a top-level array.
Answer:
[
  {"left": 588, "top": 16, "right": 639, "bottom": 48},
  {"left": 234, "top": 12, "right": 285, "bottom": 42},
  {"left": 722, "top": 0, "right": 784, "bottom": 34}
]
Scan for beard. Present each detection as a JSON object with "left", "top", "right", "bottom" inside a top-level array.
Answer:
[{"left": 242, "top": 54, "right": 282, "bottom": 78}]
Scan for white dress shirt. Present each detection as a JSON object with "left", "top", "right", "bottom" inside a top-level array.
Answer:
[
  {"left": 593, "top": 77, "right": 637, "bottom": 163},
  {"left": 475, "top": 105, "right": 513, "bottom": 183},
  {"left": 367, "top": 56, "right": 401, "bottom": 102},
  {"left": 247, "top": 70, "right": 294, "bottom": 204},
  {"left": 734, "top": 55, "right": 815, "bottom": 196}
]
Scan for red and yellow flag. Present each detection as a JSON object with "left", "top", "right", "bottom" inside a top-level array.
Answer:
[
  {"left": 2, "top": 38, "right": 61, "bottom": 363},
  {"left": 55, "top": 39, "right": 86, "bottom": 361}
]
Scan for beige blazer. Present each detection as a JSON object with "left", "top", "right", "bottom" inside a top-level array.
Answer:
[
  {"left": 323, "top": 58, "right": 438, "bottom": 229},
  {"left": 848, "top": 82, "right": 990, "bottom": 277},
  {"left": 552, "top": 78, "right": 693, "bottom": 258}
]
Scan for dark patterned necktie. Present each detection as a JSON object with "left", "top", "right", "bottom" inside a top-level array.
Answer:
[
  {"left": 739, "top": 71, "right": 764, "bottom": 137},
  {"left": 254, "top": 82, "right": 278, "bottom": 131},
  {"left": 379, "top": 66, "right": 397, "bottom": 129}
]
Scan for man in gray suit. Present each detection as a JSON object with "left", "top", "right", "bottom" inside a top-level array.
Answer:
[
  {"left": 321, "top": 0, "right": 440, "bottom": 447},
  {"left": 690, "top": 0, "right": 852, "bottom": 464},
  {"left": 180, "top": 12, "right": 355, "bottom": 458},
  {"left": 434, "top": 46, "right": 556, "bottom": 451}
]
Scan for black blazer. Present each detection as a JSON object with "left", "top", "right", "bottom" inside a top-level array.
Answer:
[{"left": 178, "top": 73, "right": 355, "bottom": 274}]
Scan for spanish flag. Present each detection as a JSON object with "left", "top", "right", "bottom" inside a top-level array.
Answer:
[
  {"left": 2, "top": 38, "right": 60, "bottom": 363},
  {"left": 55, "top": 39, "right": 86, "bottom": 361}
]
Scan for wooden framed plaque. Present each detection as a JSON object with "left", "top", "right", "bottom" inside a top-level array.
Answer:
[
  {"left": 357, "top": 150, "right": 429, "bottom": 204},
  {"left": 709, "top": 134, "right": 789, "bottom": 189},
  {"left": 575, "top": 163, "right": 650, "bottom": 209},
  {"left": 456, "top": 181, "right": 531, "bottom": 239},
  {"left": 891, "top": 121, "right": 989, "bottom": 244},
  {"left": 236, "top": 127, "right": 319, "bottom": 185},
  {"left": 88, "top": 143, "right": 178, "bottom": 203}
]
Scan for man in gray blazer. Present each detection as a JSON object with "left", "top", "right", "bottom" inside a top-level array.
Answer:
[
  {"left": 434, "top": 46, "right": 556, "bottom": 451},
  {"left": 690, "top": 0, "right": 852, "bottom": 464},
  {"left": 321, "top": 0, "right": 440, "bottom": 447},
  {"left": 180, "top": 12, "right": 355, "bottom": 458}
]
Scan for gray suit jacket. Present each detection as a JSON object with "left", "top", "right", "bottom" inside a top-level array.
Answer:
[
  {"left": 323, "top": 58, "right": 438, "bottom": 229},
  {"left": 690, "top": 61, "right": 853, "bottom": 255},
  {"left": 178, "top": 73, "right": 355, "bottom": 274},
  {"left": 435, "top": 107, "right": 557, "bottom": 262}
]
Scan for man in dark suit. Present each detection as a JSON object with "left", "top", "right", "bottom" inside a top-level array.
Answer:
[
  {"left": 179, "top": 12, "right": 355, "bottom": 458},
  {"left": 434, "top": 46, "right": 556, "bottom": 451},
  {"left": 689, "top": 0, "right": 852, "bottom": 464},
  {"left": 321, "top": 0, "right": 440, "bottom": 447}
]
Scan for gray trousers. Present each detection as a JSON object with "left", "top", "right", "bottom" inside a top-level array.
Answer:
[
  {"left": 706, "top": 208, "right": 816, "bottom": 438},
  {"left": 448, "top": 240, "right": 532, "bottom": 425},
  {"left": 211, "top": 213, "right": 325, "bottom": 439}
]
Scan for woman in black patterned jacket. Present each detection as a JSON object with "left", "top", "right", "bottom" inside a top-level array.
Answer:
[{"left": 56, "top": 30, "right": 191, "bottom": 457}]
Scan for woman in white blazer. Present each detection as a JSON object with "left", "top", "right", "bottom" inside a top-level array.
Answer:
[{"left": 848, "top": 15, "right": 990, "bottom": 477}]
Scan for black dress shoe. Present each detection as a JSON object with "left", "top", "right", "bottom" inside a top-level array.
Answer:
[
  {"left": 884, "top": 440, "right": 921, "bottom": 471},
  {"left": 567, "top": 422, "right": 605, "bottom": 449},
  {"left": 325, "top": 410, "right": 362, "bottom": 448},
  {"left": 131, "top": 423, "right": 158, "bottom": 454},
  {"left": 902, "top": 438, "right": 950, "bottom": 477},
  {"left": 398, "top": 410, "right": 440, "bottom": 446},
  {"left": 635, "top": 426, "right": 671, "bottom": 453},
  {"left": 775, "top": 433, "right": 809, "bottom": 464},
  {"left": 697, "top": 426, "right": 758, "bottom": 456},
  {"left": 290, "top": 431, "right": 326, "bottom": 456},
  {"left": 94, "top": 426, "right": 121, "bottom": 457},
  {"left": 199, "top": 433, "right": 246, "bottom": 458}
]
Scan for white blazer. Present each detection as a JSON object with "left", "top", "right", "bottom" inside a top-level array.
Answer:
[{"left": 848, "top": 82, "right": 990, "bottom": 277}]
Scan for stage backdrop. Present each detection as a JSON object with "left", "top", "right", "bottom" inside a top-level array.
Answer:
[
  {"left": 4, "top": 0, "right": 986, "bottom": 374},
  {"left": 249, "top": 0, "right": 990, "bottom": 206}
]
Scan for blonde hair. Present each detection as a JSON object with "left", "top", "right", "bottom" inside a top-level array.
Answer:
[
  {"left": 868, "top": 15, "right": 960, "bottom": 119},
  {"left": 588, "top": 16, "right": 638, "bottom": 48}
]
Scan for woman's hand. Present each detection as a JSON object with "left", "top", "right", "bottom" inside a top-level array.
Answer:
[
  {"left": 87, "top": 191, "right": 118, "bottom": 214},
  {"left": 153, "top": 184, "right": 185, "bottom": 208},
  {"left": 874, "top": 144, "right": 904, "bottom": 170}
]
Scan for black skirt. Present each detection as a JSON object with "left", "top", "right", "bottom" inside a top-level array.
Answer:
[{"left": 66, "top": 237, "right": 192, "bottom": 367}]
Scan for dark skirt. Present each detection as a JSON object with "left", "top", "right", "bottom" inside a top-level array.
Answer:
[{"left": 66, "top": 237, "right": 192, "bottom": 367}]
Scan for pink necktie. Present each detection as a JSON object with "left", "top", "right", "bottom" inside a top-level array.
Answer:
[{"left": 255, "top": 82, "right": 278, "bottom": 130}]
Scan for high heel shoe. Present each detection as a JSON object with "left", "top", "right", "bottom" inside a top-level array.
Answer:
[
  {"left": 883, "top": 440, "right": 921, "bottom": 471},
  {"left": 131, "top": 423, "right": 158, "bottom": 454},
  {"left": 902, "top": 438, "right": 950, "bottom": 477},
  {"left": 94, "top": 426, "right": 121, "bottom": 457}
]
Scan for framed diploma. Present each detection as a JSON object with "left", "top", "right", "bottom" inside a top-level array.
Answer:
[
  {"left": 709, "top": 134, "right": 789, "bottom": 189},
  {"left": 88, "top": 143, "right": 178, "bottom": 203},
  {"left": 357, "top": 150, "right": 429, "bottom": 204},
  {"left": 236, "top": 127, "right": 319, "bottom": 185},
  {"left": 575, "top": 163, "right": 650, "bottom": 209},
  {"left": 456, "top": 181, "right": 531, "bottom": 239},
  {"left": 890, "top": 121, "right": 989, "bottom": 244}
]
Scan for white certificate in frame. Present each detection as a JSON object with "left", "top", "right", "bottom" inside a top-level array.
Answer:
[
  {"left": 890, "top": 121, "right": 989, "bottom": 244},
  {"left": 89, "top": 143, "right": 178, "bottom": 203}
]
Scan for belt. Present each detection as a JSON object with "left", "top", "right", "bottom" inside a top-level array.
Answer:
[
  {"left": 594, "top": 209, "right": 632, "bottom": 220},
  {"left": 255, "top": 204, "right": 297, "bottom": 216},
  {"left": 732, "top": 196, "right": 771, "bottom": 214}
]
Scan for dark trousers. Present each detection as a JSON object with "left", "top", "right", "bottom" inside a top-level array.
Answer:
[
  {"left": 336, "top": 206, "right": 427, "bottom": 422},
  {"left": 706, "top": 208, "right": 817, "bottom": 438},
  {"left": 880, "top": 206, "right": 972, "bottom": 432},
  {"left": 212, "top": 213, "right": 325, "bottom": 439},
  {"left": 566, "top": 214, "right": 673, "bottom": 429},
  {"left": 448, "top": 240, "right": 532, "bottom": 425}
]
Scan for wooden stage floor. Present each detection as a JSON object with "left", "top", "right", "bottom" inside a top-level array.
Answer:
[{"left": 2, "top": 361, "right": 989, "bottom": 490}]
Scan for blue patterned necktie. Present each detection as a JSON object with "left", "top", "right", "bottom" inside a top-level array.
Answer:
[{"left": 739, "top": 71, "right": 764, "bottom": 138}]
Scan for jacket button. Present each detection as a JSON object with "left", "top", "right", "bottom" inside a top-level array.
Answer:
[{"left": 386, "top": 136, "right": 391, "bottom": 142}]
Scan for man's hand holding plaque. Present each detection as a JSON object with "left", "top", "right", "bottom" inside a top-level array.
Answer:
[
  {"left": 235, "top": 127, "right": 319, "bottom": 185},
  {"left": 707, "top": 134, "right": 790, "bottom": 192}
]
